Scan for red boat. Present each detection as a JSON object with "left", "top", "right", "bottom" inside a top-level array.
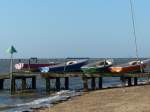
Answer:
[
  {"left": 15, "top": 62, "right": 55, "bottom": 72},
  {"left": 109, "top": 59, "right": 150, "bottom": 73}
]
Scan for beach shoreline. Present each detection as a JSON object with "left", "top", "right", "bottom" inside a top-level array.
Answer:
[{"left": 35, "top": 85, "right": 150, "bottom": 112}]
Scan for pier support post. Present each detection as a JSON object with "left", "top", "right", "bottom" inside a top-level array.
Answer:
[
  {"left": 46, "top": 78, "right": 50, "bottom": 92},
  {"left": 32, "top": 77, "right": 36, "bottom": 89},
  {"left": 56, "top": 77, "right": 60, "bottom": 91},
  {"left": 128, "top": 77, "right": 132, "bottom": 86},
  {"left": 10, "top": 77, "right": 16, "bottom": 94},
  {"left": 65, "top": 77, "right": 69, "bottom": 90},
  {"left": 99, "top": 77, "right": 103, "bottom": 89},
  {"left": 134, "top": 77, "right": 138, "bottom": 86},
  {"left": 22, "top": 78, "right": 26, "bottom": 90},
  {"left": 120, "top": 76, "right": 126, "bottom": 87},
  {"left": 0, "top": 79, "right": 4, "bottom": 90},
  {"left": 82, "top": 76, "right": 88, "bottom": 92},
  {"left": 91, "top": 77, "right": 96, "bottom": 90}
]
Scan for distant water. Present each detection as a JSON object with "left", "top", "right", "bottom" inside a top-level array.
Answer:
[{"left": 0, "top": 58, "right": 149, "bottom": 112}]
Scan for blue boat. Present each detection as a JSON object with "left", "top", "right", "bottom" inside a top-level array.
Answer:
[{"left": 39, "top": 59, "right": 88, "bottom": 73}]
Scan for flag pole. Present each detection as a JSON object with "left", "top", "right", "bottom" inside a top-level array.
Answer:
[
  {"left": 7, "top": 45, "right": 17, "bottom": 94},
  {"left": 10, "top": 53, "right": 13, "bottom": 74},
  {"left": 10, "top": 53, "right": 14, "bottom": 94}
]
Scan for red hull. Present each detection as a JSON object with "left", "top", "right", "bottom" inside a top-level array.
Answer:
[
  {"left": 109, "top": 64, "right": 146, "bottom": 73},
  {"left": 109, "top": 59, "right": 150, "bottom": 73},
  {"left": 15, "top": 63, "right": 55, "bottom": 71}
]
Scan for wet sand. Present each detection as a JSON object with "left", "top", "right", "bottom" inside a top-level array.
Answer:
[{"left": 36, "top": 85, "right": 150, "bottom": 112}]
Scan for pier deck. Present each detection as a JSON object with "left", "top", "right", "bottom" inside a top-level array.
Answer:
[{"left": 0, "top": 71, "right": 150, "bottom": 94}]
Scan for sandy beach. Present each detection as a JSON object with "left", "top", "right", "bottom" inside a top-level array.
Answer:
[{"left": 36, "top": 85, "right": 150, "bottom": 112}]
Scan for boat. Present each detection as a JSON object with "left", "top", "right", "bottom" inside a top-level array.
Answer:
[
  {"left": 81, "top": 59, "right": 113, "bottom": 74},
  {"left": 15, "top": 62, "right": 56, "bottom": 72},
  {"left": 109, "top": 0, "right": 150, "bottom": 73},
  {"left": 39, "top": 59, "right": 88, "bottom": 73},
  {"left": 109, "top": 59, "right": 150, "bottom": 73}
]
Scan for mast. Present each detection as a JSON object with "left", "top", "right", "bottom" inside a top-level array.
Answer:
[
  {"left": 129, "top": 0, "right": 139, "bottom": 60},
  {"left": 129, "top": 0, "right": 144, "bottom": 72}
]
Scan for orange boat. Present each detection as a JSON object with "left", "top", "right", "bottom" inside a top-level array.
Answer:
[{"left": 109, "top": 59, "right": 150, "bottom": 73}]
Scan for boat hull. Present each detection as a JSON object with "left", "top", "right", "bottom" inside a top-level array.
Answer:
[
  {"left": 109, "top": 64, "right": 146, "bottom": 73},
  {"left": 109, "top": 59, "right": 150, "bottom": 73},
  {"left": 81, "top": 59, "right": 113, "bottom": 74},
  {"left": 40, "top": 60, "right": 88, "bottom": 73},
  {"left": 81, "top": 65, "right": 111, "bottom": 74},
  {"left": 15, "top": 63, "right": 55, "bottom": 72}
]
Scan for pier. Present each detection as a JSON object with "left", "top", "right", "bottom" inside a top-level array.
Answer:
[{"left": 0, "top": 72, "right": 150, "bottom": 94}]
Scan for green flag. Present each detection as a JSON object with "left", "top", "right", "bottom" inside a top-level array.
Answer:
[{"left": 6, "top": 45, "right": 17, "bottom": 54}]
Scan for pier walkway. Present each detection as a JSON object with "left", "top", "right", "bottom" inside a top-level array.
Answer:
[{"left": 0, "top": 71, "right": 150, "bottom": 94}]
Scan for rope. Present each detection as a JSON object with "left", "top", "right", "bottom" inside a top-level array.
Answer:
[
  {"left": 129, "top": 0, "right": 144, "bottom": 72},
  {"left": 129, "top": 0, "right": 139, "bottom": 60}
]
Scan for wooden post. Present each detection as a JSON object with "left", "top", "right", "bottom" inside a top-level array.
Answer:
[
  {"left": 134, "top": 77, "right": 138, "bottom": 85},
  {"left": 10, "top": 77, "right": 15, "bottom": 94},
  {"left": 120, "top": 76, "right": 126, "bottom": 87},
  {"left": 65, "top": 77, "right": 69, "bottom": 90},
  {"left": 22, "top": 78, "right": 26, "bottom": 90},
  {"left": 46, "top": 78, "right": 50, "bottom": 92},
  {"left": 32, "top": 77, "right": 36, "bottom": 89},
  {"left": 91, "top": 77, "right": 96, "bottom": 90},
  {"left": 128, "top": 77, "right": 132, "bottom": 86},
  {"left": 56, "top": 77, "right": 60, "bottom": 91},
  {"left": 0, "top": 79, "right": 4, "bottom": 90},
  {"left": 99, "top": 77, "right": 103, "bottom": 89},
  {"left": 82, "top": 76, "right": 88, "bottom": 92}
]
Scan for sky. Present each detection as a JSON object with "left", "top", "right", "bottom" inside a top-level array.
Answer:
[{"left": 0, "top": 0, "right": 150, "bottom": 58}]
